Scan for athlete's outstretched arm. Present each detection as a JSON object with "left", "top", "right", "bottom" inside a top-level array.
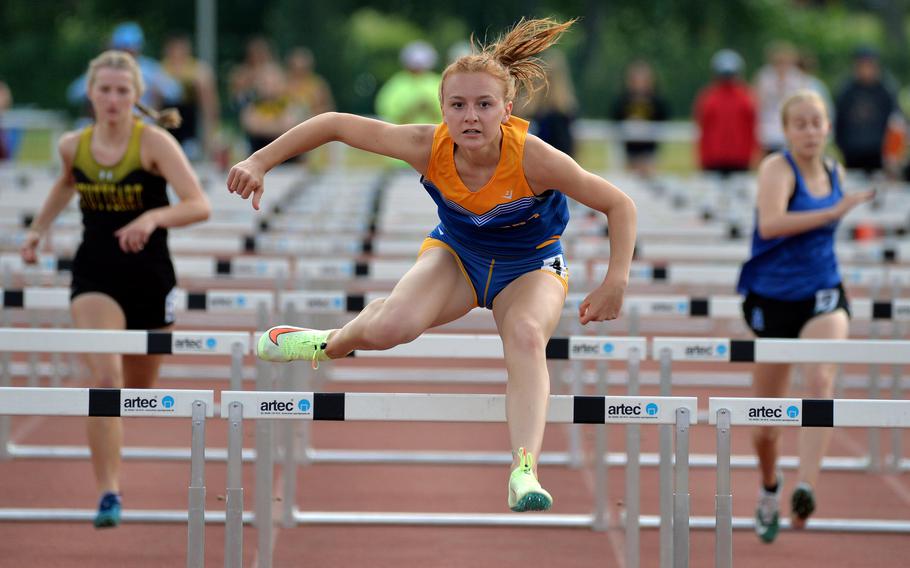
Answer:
[
  {"left": 227, "top": 113, "right": 434, "bottom": 210},
  {"left": 21, "top": 133, "right": 80, "bottom": 263},
  {"left": 523, "top": 136, "right": 637, "bottom": 324},
  {"left": 755, "top": 156, "right": 874, "bottom": 239}
]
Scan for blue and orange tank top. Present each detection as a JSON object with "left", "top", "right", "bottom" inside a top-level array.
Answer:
[
  {"left": 420, "top": 115, "right": 569, "bottom": 257},
  {"left": 737, "top": 150, "right": 843, "bottom": 300},
  {"left": 72, "top": 119, "right": 170, "bottom": 259}
]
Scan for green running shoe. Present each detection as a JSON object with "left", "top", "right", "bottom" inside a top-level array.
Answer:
[
  {"left": 258, "top": 326, "right": 332, "bottom": 368},
  {"left": 755, "top": 482, "right": 781, "bottom": 543},
  {"left": 790, "top": 482, "right": 816, "bottom": 529},
  {"left": 93, "top": 492, "right": 121, "bottom": 529},
  {"left": 508, "top": 448, "right": 552, "bottom": 512}
]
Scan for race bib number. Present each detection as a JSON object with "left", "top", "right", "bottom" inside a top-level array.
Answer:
[
  {"left": 541, "top": 254, "right": 568, "bottom": 279},
  {"left": 814, "top": 288, "right": 839, "bottom": 314}
]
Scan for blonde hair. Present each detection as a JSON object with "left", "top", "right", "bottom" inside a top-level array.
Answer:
[
  {"left": 440, "top": 17, "right": 576, "bottom": 104},
  {"left": 87, "top": 50, "right": 182, "bottom": 129},
  {"left": 780, "top": 89, "right": 827, "bottom": 126}
]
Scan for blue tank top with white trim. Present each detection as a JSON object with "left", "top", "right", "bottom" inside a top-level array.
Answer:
[{"left": 736, "top": 150, "right": 843, "bottom": 301}]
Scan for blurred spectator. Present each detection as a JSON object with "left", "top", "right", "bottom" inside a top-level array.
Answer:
[
  {"left": 0, "top": 80, "right": 10, "bottom": 160},
  {"left": 229, "top": 37, "right": 282, "bottom": 111},
  {"left": 67, "top": 22, "right": 182, "bottom": 117},
  {"left": 239, "top": 66, "right": 303, "bottom": 154},
  {"left": 797, "top": 50, "right": 834, "bottom": 120},
  {"left": 834, "top": 46, "right": 901, "bottom": 175},
  {"left": 161, "top": 34, "right": 220, "bottom": 161},
  {"left": 285, "top": 47, "right": 334, "bottom": 119},
  {"left": 610, "top": 59, "right": 670, "bottom": 176},
  {"left": 375, "top": 40, "right": 442, "bottom": 125},
  {"left": 694, "top": 49, "right": 759, "bottom": 175},
  {"left": 754, "top": 41, "right": 809, "bottom": 155},
  {"left": 522, "top": 50, "right": 578, "bottom": 157}
]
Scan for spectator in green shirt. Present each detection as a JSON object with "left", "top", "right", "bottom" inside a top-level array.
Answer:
[{"left": 375, "top": 41, "right": 442, "bottom": 125}]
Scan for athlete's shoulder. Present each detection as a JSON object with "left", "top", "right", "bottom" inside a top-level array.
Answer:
[{"left": 57, "top": 129, "right": 83, "bottom": 163}]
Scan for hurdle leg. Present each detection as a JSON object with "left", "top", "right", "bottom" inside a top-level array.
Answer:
[
  {"left": 593, "top": 359, "right": 609, "bottom": 530},
  {"left": 254, "top": 361, "right": 275, "bottom": 568},
  {"left": 673, "top": 407, "right": 690, "bottom": 568},
  {"left": 625, "top": 348, "right": 642, "bottom": 568},
  {"left": 229, "top": 342, "right": 245, "bottom": 392},
  {"left": 281, "top": 364, "right": 298, "bottom": 528},
  {"left": 715, "top": 409, "right": 732, "bottom": 568},
  {"left": 659, "top": 348, "right": 673, "bottom": 568},
  {"left": 890, "top": 319, "right": 903, "bottom": 472},
  {"left": 225, "top": 402, "right": 244, "bottom": 568},
  {"left": 868, "top": 300, "right": 882, "bottom": 472},
  {"left": 186, "top": 400, "right": 207, "bottom": 568}
]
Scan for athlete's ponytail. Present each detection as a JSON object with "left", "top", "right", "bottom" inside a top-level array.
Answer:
[
  {"left": 135, "top": 101, "right": 183, "bottom": 129},
  {"left": 441, "top": 17, "right": 576, "bottom": 103}
]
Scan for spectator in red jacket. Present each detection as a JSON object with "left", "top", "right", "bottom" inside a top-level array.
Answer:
[{"left": 694, "top": 49, "right": 759, "bottom": 175}]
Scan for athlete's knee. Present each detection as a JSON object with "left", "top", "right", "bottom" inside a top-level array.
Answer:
[
  {"left": 94, "top": 371, "right": 123, "bottom": 389},
  {"left": 802, "top": 365, "right": 836, "bottom": 397},
  {"left": 500, "top": 316, "right": 548, "bottom": 355}
]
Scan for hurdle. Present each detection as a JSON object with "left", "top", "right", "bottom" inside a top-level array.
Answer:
[
  {"left": 652, "top": 337, "right": 910, "bottom": 475},
  {"left": 0, "top": 328, "right": 249, "bottom": 463},
  {"left": 220, "top": 391, "right": 697, "bottom": 568},
  {"left": 0, "top": 386, "right": 214, "bottom": 568},
  {"left": 710, "top": 397, "right": 910, "bottom": 568}
]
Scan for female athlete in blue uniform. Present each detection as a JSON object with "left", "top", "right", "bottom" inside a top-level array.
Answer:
[
  {"left": 227, "top": 18, "right": 637, "bottom": 512},
  {"left": 22, "top": 50, "right": 211, "bottom": 527},
  {"left": 738, "top": 90, "right": 874, "bottom": 542}
]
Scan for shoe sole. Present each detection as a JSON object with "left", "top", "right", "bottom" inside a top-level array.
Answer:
[
  {"left": 510, "top": 492, "right": 552, "bottom": 512},
  {"left": 94, "top": 514, "right": 120, "bottom": 529},
  {"left": 755, "top": 521, "right": 779, "bottom": 543},
  {"left": 791, "top": 489, "right": 815, "bottom": 521}
]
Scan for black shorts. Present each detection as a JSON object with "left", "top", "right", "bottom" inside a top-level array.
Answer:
[
  {"left": 742, "top": 283, "right": 850, "bottom": 338},
  {"left": 71, "top": 252, "right": 177, "bottom": 330}
]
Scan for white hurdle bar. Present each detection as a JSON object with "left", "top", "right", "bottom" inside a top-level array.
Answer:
[
  {"left": 709, "top": 397, "right": 910, "bottom": 568},
  {"left": 0, "top": 329, "right": 249, "bottom": 463},
  {"left": 652, "top": 336, "right": 910, "bottom": 473},
  {"left": 0, "top": 387, "right": 214, "bottom": 568},
  {"left": 220, "top": 391, "right": 698, "bottom": 568}
]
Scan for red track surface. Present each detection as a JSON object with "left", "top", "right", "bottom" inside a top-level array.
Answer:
[{"left": 2, "top": 358, "right": 910, "bottom": 567}]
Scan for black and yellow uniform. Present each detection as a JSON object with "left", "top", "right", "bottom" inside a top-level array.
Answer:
[{"left": 71, "top": 119, "right": 177, "bottom": 329}]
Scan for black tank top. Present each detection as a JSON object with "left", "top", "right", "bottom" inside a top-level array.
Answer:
[{"left": 72, "top": 119, "right": 171, "bottom": 263}]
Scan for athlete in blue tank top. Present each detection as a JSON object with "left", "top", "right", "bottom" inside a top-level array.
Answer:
[
  {"left": 736, "top": 90, "right": 874, "bottom": 545},
  {"left": 737, "top": 149, "right": 843, "bottom": 301}
]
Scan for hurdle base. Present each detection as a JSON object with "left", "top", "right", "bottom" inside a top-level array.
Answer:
[{"left": 0, "top": 508, "right": 255, "bottom": 524}]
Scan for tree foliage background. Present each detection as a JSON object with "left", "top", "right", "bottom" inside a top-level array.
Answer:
[{"left": 2, "top": 0, "right": 909, "bottom": 120}]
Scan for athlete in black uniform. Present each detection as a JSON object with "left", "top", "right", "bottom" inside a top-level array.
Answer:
[{"left": 21, "top": 50, "right": 210, "bottom": 528}]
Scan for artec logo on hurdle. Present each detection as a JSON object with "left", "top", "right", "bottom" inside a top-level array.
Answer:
[
  {"left": 259, "top": 398, "right": 313, "bottom": 416},
  {"left": 173, "top": 335, "right": 218, "bottom": 352},
  {"left": 683, "top": 343, "right": 727, "bottom": 360},
  {"left": 746, "top": 404, "right": 800, "bottom": 423},
  {"left": 607, "top": 401, "right": 660, "bottom": 420},
  {"left": 122, "top": 394, "right": 176, "bottom": 413}
]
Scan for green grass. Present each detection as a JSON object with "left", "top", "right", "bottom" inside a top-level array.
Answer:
[{"left": 13, "top": 129, "right": 55, "bottom": 163}]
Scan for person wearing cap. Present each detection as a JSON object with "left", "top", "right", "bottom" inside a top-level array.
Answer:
[
  {"left": 693, "top": 49, "right": 759, "bottom": 175},
  {"left": 67, "top": 22, "right": 182, "bottom": 115},
  {"left": 834, "top": 46, "right": 901, "bottom": 175},
  {"left": 375, "top": 40, "right": 443, "bottom": 125}
]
